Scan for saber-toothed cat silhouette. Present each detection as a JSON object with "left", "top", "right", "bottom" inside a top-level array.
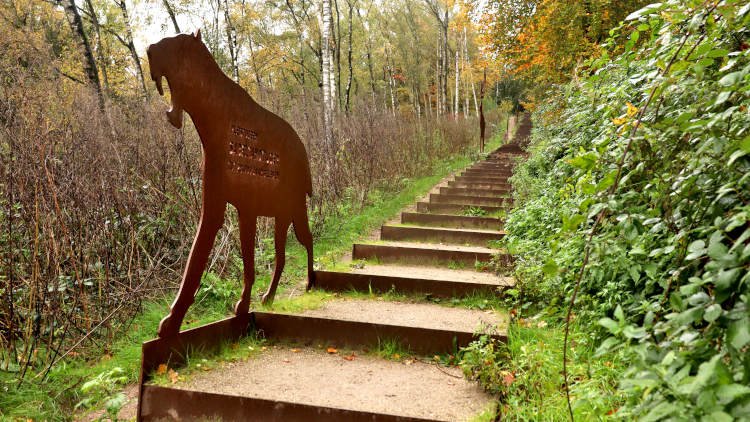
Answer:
[{"left": 146, "top": 30, "right": 315, "bottom": 338}]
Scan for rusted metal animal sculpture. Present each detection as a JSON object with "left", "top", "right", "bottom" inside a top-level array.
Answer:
[{"left": 146, "top": 30, "right": 315, "bottom": 338}]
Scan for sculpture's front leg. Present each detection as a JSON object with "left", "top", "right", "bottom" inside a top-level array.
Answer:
[{"left": 158, "top": 202, "right": 226, "bottom": 337}]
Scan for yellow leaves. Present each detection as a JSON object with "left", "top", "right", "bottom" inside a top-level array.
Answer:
[
  {"left": 626, "top": 102, "right": 639, "bottom": 117},
  {"left": 611, "top": 117, "right": 627, "bottom": 126}
]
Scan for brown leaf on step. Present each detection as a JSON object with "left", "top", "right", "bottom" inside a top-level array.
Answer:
[
  {"left": 156, "top": 364, "right": 167, "bottom": 375},
  {"left": 231, "top": 343, "right": 239, "bottom": 349},
  {"left": 343, "top": 354, "right": 355, "bottom": 361},
  {"left": 393, "top": 353, "right": 400, "bottom": 360},
  {"left": 327, "top": 347, "right": 338, "bottom": 354},
  {"left": 282, "top": 359, "right": 291, "bottom": 363},
  {"left": 502, "top": 371, "right": 515, "bottom": 387},
  {"left": 201, "top": 366, "right": 212, "bottom": 371},
  {"left": 168, "top": 369, "right": 179, "bottom": 384},
  {"left": 292, "top": 348, "right": 301, "bottom": 353}
]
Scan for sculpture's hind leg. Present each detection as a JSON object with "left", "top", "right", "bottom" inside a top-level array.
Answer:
[
  {"left": 292, "top": 209, "right": 315, "bottom": 291},
  {"left": 158, "top": 203, "right": 226, "bottom": 337},
  {"left": 261, "top": 217, "right": 290, "bottom": 305},
  {"left": 234, "top": 213, "right": 256, "bottom": 316}
]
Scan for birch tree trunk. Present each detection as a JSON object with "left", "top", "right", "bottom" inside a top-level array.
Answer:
[
  {"left": 162, "top": 0, "right": 181, "bottom": 33},
  {"left": 84, "top": 0, "right": 110, "bottom": 99},
  {"left": 114, "top": 0, "right": 148, "bottom": 96},
  {"left": 344, "top": 0, "right": 353, "bottom": 113},
  {"left": 454, "top": 49, "right": 459, "bottom": 115},
  {"left": 223, "top": 0, "right": 240, "bottom": 82},
  {"left": 62, "top": 0, "right": 104, "bottom": 108}
]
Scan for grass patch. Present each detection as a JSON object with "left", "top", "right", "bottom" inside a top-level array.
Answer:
[{"left": 460, "top": 318, "right": 625, "bottom": 420}]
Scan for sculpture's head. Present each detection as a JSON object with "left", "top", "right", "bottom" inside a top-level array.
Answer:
[{"left": 146, "top": 30, "right": 203, "bottom": 129}]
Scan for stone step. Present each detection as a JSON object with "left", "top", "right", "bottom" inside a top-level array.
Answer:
[
  {"left": 439, "top": 187, "right": 509, "bottom": 197},
  {"left": 380, "top": 225, "right": 504, "bottom": 246},
  {"left": 430, "top": 193, "right": 511, "bottom": 207},
  {"left": 416, "top": 202, "right": 504, "bottom": 215},
  {"left": 352, "top": 241, "right": 504, "bottom": 267},
  {"left": 401, "top": 212, "right": 503, "bottom": 229},
  {"left": 314, "top": 266, "right": 512, "bottom": 298}
]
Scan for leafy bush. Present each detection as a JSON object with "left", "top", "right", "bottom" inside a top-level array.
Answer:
[{"left": 502, "top": 1, "right": 750, "bottom": 418}]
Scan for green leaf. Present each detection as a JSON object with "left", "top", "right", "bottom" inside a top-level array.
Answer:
[
  {"left": 542, "top": 259, "right": 559, "bottom": 277},
  {"left": 719, "top": 71, "right": 744, "bottom": 87},
  {"left": 704, "top": 304, "right": 722, "bottom": 322},
  {"left": 702, "top": 411, "right": 733, "bottom": 422},
  {"left": 716, "top": 384, "right": 750, "bottom": 404},
  {"left": 708, "top": 49, "right": 730, "bottom": 58},
  {"left": 642, "top": 402, "right": 680, "bottom": 422},
  {"left": 686, "top": 239, "right": 706, "bottom": 260},
  {"left": 567, "top": 153, "right": 597, "bottom": 170},
  {"left": 599, "top": 317, "right": 620, "bottom": 334},
  {"left": 596, "top": 170, "right": 617, "bottom": 192},
  {"left": 727, "top": 318, "right": 750, "bottom": 349},
  {"left": 614, "top": 305, "right": 624, "bottom": 322}
]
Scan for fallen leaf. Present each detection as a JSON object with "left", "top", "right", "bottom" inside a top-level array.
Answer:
[
  {"left": 537, "top": 321, "right": 548, "bottom": 328},
  {"left": 156, "top": 364, "right": 167, "bottom": 375},
  {"left": 433, "top": 355, "right": 440, "bottom": 361},
  {"left": 168, "top": 369, "right": 179, "bottom": 384},
  {"left": 282, "top": 359, "right": 291, "bottom": 363},
  {"left": 343, "top": 355, "right": 355, "bottom": 361},
  {"left": 231, "top": 343, "right": 239, "bottom": 349},
  {"left": 292, "top": 348, "right": 301, "bottom": 353},
  {"left": 393, "top": 353, "right": 400, "bottom": 360},
  {"left": 261, "top": 346, "right": 267, "bottom": 351},
  {"left": 327, "top": 347, "right": 338, "bottom": 354}
]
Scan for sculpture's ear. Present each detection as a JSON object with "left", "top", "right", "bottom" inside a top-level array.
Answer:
[{"left": 193, "top": 28, "right": 202, "bottom": 41}]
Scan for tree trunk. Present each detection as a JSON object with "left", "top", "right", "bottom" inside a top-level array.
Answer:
[
  {"left": 62, "top": 0, "right": 104, "bottom": 108},
  {"left": 162, "top": 0, "right": 181, "bottom": 33},
  {"left": 321, "top": 0, "right": 335, "bottom": 160},
  {"left": 344, "top": 0, "right": 353, "bottom": 113},
  {"left": 442, "top": 8, "right": 448, "bottom": 114},
  {"left": 84, "top": 0, "right": 110, "bottom": 99},
  {"left": 454, "top": 49, "right": 459, "bottom": 116},
  {"left": 115, "top": 0, "right": 148, "bottom": 96},
  {"left": 223, "top": 0, "right": 240, "bottom": 82}
]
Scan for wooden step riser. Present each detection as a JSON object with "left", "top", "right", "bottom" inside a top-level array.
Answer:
[
  {"left": 314, "top": 271, "right": 510, "bottom": 298},
  {"left": 401, "top": 212, "right": 503, "bottom": 230},
  {"left": 380, "top": 225, "right": 504, "bottom": 246},
  {"left": 430, "top": 194, "right": 511, "bottom": 207},
  {"left": 353, "top": 243, "right": 503, "bottom": 267},
  {"left": 439, "top": 187, "right": 509, "bottom": 197},
  {"left": 416, "top": 202, "right": 504, "bottom": 214},
  {"left": 448, "top": 181, "right": 511, "bottom": 190}
]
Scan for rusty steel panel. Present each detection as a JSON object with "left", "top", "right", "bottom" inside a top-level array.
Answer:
[
  {"left": 380, "top": 225, "right": 504, "bottom": 245},
  {"left": 454, "top": 176, "right": 511, "bottom": 184},
  {"left": 439, "top": 187, "right": 510, "bottom": 197},
  {"left": 429, "top": 193, "right": 509, "bottom": 207},
  {"left": 447, "top": 181, "right": 510, "bottom": 190},
  {"left": 140, "top": 385, "right": 441, "bottom": 422},
  {"left": 400, "top": 212, "right": 503, "bottom": 229},
  {"left": 416, "top": 202, "right": 504, "bottom": 214},
  {"left": 352, "top": 243, "right": 496, "bottom": 266},
  {"left": 314, "top": 270, "right": 509, "bottom": 298},
  {"left": 146, "top": 32, "right": 315, "bottom": 338}
]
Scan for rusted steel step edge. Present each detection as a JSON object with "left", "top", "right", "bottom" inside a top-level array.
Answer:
[
  {"left": 454, "top": 176, "right": 511, "bottom": 184},
  {"left": 447, "top": 181, "right": 511, "bottom": 190},
  {"left": 416, "top": 202, "right": 505, "bottom": 214},
  {"left": 462, "top": 171, "right": 513, "bottom": 177},
  {"left": 430, "top": 193, "right": 512, "bottom": 207},
  {"left": 314, "top": 270, "right": 510, "bottom": 298},
  {"left": 141, "top": 385, "right": 441, "bottom": 422},
  {"left": 352, "top": 243, "right": 503, "bottom": 266},
  {"left": 401, "top": 212, "right": 503, "bottom": 229},
  {"left": 380, "top": 225, "right": 505, "bottom": 245},
  {"left": 439, "top": 187, "right": 510, "bottom": 197}
]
